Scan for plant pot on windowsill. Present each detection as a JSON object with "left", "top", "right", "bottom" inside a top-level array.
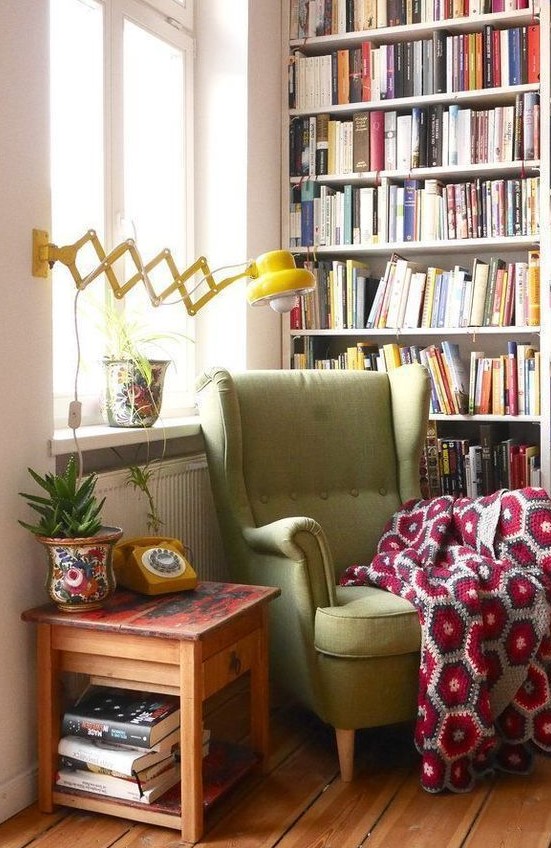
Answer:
[
  {"left": 102, "top": 357, "right": 170, "bottom": 428},
  {"left": 19, "top": 456, "right": 122, "bottom": 612}
]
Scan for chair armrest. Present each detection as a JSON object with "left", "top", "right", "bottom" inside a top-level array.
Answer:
[{"left": 243, "top": 517, "right": 338, "bottom": 608}]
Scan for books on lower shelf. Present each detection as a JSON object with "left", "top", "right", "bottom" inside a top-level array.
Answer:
[
  {"left": 292, "top": 251, "right": 540, "bottom": 332},
  {"left": 57, "top": 686, "right": 210, "bottom": 805},
  {"left": 420, "top": 421, "right": 540, "bottom": 498},
  {"left": 56, "top": 761, "right": 182, "bottom": 804},
  {"left": 291, "top": 338, "right": 540, "bottom": 420},
  {"left": 57, "top": 732, "right": 182, "bottom": 775}
]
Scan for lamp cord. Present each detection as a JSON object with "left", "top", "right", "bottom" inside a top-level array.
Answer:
[{"left": 71, "top": 288, "right": 84, "bottom": 480}]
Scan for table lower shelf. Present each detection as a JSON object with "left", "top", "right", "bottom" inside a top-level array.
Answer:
[{"left": 53, "top": 740, "right": 259, "bottom": 830}]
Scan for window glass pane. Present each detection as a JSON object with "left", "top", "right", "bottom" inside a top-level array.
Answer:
[
  {"left": 122, "top": 17, "right": 194, "bottom": 413},
  {"left": 50, "top": 0, "right": 195, "bottom": 426},
  {"left": 50, "top": 0, "right": 105, "bottom": 425}
]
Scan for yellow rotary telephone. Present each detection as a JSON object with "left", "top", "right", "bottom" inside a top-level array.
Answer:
[{"left": 113, "top": 536, "right": 198, "bottom": 595}]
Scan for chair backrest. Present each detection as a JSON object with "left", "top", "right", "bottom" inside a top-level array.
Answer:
[{"left": 197, "top": 365, "right": 430, "bottom": 581}]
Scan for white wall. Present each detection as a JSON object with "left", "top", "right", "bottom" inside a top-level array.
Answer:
[
  {"left": 0, "top": 0, "right": 282, "bottom": 823},
  {"left": 0, "top": 0, "right": 55, "bottom": 821}
]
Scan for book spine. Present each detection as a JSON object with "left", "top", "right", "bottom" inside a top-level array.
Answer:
[
  {"left": 505, "top": 340, "right": 518, "bottom": 416},
  {"left": 527, "top": 248, "right": 540, "bottom": 326},
  {"left": 403, "top": 179, "right": 420, "bottom": 242},
  {"left": 369, "top": 110, "right": 384, "bottom": 171},
  {"left": 61, "top": 715, "right": 158, "bottom": 749}
]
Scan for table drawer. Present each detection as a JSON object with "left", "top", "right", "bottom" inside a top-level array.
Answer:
[{"left": 203, "top": 631, "right": 257, "bottom": 698}]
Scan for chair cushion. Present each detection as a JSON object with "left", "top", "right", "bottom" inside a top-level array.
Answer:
[{"left": 315, "top": 585, "right": 421, "bottom": 659}]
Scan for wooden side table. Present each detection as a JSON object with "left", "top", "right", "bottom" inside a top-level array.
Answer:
[{"left": 22, "top": 581, "right": 280, "bottom": 844}]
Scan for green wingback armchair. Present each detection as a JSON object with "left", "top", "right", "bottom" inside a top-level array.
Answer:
[{"left": 196, "top": 364, "right": 431, "bottom": 780}]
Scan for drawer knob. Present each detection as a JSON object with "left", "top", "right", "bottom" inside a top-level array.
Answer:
[{"left": 229, "top": 651, "right": 242, "bottom": 675}]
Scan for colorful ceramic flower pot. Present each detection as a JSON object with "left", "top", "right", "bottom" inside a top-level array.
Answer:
[
  {"left": 102, "top": 359, "right": 170, "bottom": 427},
  {"left": 37, "top": 526, "right": 123, "bottom": 612}
]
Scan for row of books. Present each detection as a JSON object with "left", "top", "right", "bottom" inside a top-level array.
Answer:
[
  {"left": 289, "top": 24, "right": 539, "bottom": 110},
  {"left": 55, "top": 685, "right": 209, "bottom": 805},
  {"left": 420, "top": 422, "right": 540, "bottom": 499},
  {"left": 290, "top": 0, "right": 533, "bottom": 39},
  {"left": 413, "top": 338, "right": 539, "bottom": 415},
  {"left": 467, "top": 342, "right": 540, "bottom": 416},
  {"left": 291, "top": 252, "right": 540, "bottom": 332},
  {"left": 290, "top": 93, "right": 539, "bottom": 178},
  {"left": 290, "top": 175, "right": 540, "bottom": 248},
  {"left": 291, "top": 338, "right": 540, "bottom": 419}
]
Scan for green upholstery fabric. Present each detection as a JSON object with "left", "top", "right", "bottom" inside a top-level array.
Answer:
[
  {"left": 196, "top": 365, "right": 431, "bottom": 738},
  {"left": 316, "top": 586, "right": 421, "bottom": 658}
]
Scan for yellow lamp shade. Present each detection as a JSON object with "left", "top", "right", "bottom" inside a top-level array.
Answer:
[{"left": 247, "top": 250, "right": 316, "bottom": 312}]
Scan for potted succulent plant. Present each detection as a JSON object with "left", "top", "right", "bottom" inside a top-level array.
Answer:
[{"left": 19, "top": 455, "right": 123, "bottom": 611}]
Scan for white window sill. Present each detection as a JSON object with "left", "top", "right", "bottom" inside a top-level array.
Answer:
[{"left": 49, "top": 414, "right": 202, "bottom": 456}]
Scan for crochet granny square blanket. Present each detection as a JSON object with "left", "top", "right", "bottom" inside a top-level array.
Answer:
[{"left": 340, "top": 487, "right": 551, "bottom": 793}]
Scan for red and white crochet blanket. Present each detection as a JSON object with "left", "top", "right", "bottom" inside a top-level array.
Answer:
[{"left": 340, "top": 487, "right": 551, "bottom": 793}]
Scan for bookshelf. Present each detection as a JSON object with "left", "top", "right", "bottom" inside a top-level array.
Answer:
[{"left": 282, "top": 0, "right": 550, "bottom": 494}]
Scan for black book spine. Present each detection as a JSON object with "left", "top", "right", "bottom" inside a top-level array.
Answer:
[
  {"left": 520, "top": 25, "right": 528, "bottom": 85},
  {"left": 428, "top": 104, "right": 443, "bottom": 167},
  {"left": 418, "top": 108, "right": 427, "bottom": 168},
  {"left": 346, "top": 0, "right": 354, "bottom": 32},
  {"left": 61, "top": 713, "right": 155, "bottom": 749},
  {"left": 289, "top": 118, "right": 298, "bottom": 177},
  {"left": 394, "top": 42, "right": 404, "bottom": 99},
  {"left": 432, "top": 30, "right": 447, "bottom": 95},
  {"left": 479, "top": 425, "right": 496, "bottom": 496},
  {"left": 349, "top": 47, "right": 362, "bottom": 103},
  {"left": 403, "top": 41, "right": 414, "bottom": 98}
]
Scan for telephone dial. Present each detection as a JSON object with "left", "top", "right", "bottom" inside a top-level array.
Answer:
[{"left": 113, "top": 536, "right": 198, "bottom": 595}]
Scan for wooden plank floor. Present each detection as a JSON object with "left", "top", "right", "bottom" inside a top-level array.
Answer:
[{"left": 3, "top": 681, "right": 551, "bottom": 848}]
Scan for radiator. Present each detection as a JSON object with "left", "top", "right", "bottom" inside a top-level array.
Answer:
[{"left": 94, "top": 455, "right": 228, "bottom": 582}]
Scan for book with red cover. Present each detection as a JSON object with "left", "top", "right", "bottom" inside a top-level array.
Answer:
[
  {"left": 505, "top": 340, "right": 518, "bottom": 416},
  {"left": 527, "top": 24, "right": 540, "bottom": 84},
  {"left": 361, "top": 41, "right": 371, "bottom": 101},
  {"left": 369, "top": 110, "right": 385, "bottom": 171}
]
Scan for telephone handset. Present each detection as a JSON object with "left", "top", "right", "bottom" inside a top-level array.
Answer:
[{"left": 113, "top": 536, "right": 198, "bottom": 595}]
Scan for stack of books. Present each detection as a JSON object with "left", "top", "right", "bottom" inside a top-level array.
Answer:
[{"left": 56, "top": 685, "right": 210, "bottom": 804}]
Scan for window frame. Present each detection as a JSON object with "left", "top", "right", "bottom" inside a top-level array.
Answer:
[{"left": 51, "top": 0, "right": 195, "bottom": 432}]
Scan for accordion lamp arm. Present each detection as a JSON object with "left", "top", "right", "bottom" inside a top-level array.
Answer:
[{"left": 32, "top": 229, "right": 316, "bottom": 316}]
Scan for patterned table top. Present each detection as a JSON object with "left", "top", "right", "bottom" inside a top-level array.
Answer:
[{"left": 21, "top": 581, "right": 280, "bottom": 640}]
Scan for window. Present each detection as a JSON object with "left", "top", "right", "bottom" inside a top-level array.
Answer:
[{"left": 50, "top": 0, "right": 194, "bottom": 428}]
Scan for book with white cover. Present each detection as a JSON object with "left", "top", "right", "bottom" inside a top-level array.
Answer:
[
  {"left": 57, "top": 727, "right": 210, "bottom": 777},
  {"left": 55, "top": 764, "right": 180, "bottom": 804}
]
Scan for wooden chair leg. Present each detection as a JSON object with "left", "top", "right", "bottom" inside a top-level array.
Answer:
[{"left": 335, "top": 727, "right": 355, "bottom": 782}]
